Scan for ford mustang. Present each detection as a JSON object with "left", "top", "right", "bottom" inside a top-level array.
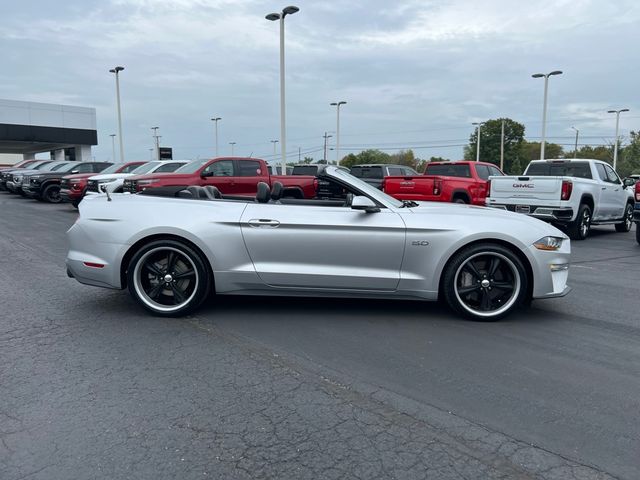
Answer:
[{"left": 66, "top": 166, "right": 571, "bottom": 321}]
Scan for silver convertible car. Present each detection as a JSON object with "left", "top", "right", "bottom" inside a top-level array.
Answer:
[{"left": 66, "top": 166, "right": 571, "bottom": 321}]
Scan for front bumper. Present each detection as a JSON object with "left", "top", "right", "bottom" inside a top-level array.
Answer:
[
  {"left": 6, "top": 181, "right": 22, "bottom": 193},
  {"left": 488, "top": 204, "right": 574, "bottom": 224},
  {"left": 60, "top": 188, "right": 84, "bottom": 203},
  {"left": 22, "top": 186, "right": 41, "bottom": 198},
  {"left": 527, "top": 240, "right": 572, "bottom": 300}
]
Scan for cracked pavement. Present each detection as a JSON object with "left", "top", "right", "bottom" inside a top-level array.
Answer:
[{"left": 1, "top": 193, "right": 639, "bottom": 479}]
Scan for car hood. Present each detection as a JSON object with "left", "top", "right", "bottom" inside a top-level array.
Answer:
[
  {"left": 401, "top": 202, "right": 568, "bottom": 240},
  {"left": 8, "top": 168, "right": 41, "bottom": 176},
  {"left": 27, "top": 171, "right": 71, "bottom": 179},
  {"left": 89, "top": 173, "right": 134, "bottom": 181}
]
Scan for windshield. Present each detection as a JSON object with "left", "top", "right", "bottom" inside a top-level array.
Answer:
[
  {"left": 175, "top": 159, "right": 206, "bottom": 174},
  {"left": 50, "top": 162, "right": 73, "bottom": 171},
  {"left": 32, "top": 162, "right": 53, "bottom": 170},
  {"left": 425, "top": 163, "right": 471, "bottom": 177},
  {"left": 525, "top": 161, "right": 592, "bottom": 179},
  {"left": 131, "top": 161, "right": 162, "bottom": 174},
  {"left": 350, "top": 165, "right": 383, "bottom": 179},
  {"left": 58, "top": 162, "right": 84, "bottom": 173},
  {"left": 327, "top": 166, "right": 403, "bottom": 208},
  {"left": 292, "top": 165, "right": 319, "bottom": 175},
  {"left": 99, "top": 164, "right": 124, "bottom": 175}
]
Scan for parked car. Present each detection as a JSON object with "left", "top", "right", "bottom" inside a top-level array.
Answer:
[
  {"left": 349, "top": 164, "right": 419, "bottom": 189},
  {"left": 123, "top": 157, "right": 317, "bottom": 199},
  {"left": 0, "top": 159, "right": 40, "bottom": 187},
  {"left": 5, "top": 161, "right": 61, "bottom": 194},
  {"left": 23, "top": 162, "right": 112, "bottom": 203},
  {"left": 67, "top": 166, "right": 571, "bottom": 321},
  {"left": 84, "top": 160, "right": 188, "bottom": 198},
  {"left": 486, "top": 159, "right": 634, "bottom": 240},
  {"left": 62, "top": 161, "right": 148, "bottom": 207},
  {"left": 383, "top": 161, "right": 504, "bottom": 205}
]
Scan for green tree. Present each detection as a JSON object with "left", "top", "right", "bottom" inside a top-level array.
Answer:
[
  {"left": 619, "top": 131, "right": 640, "bottom": 177},
  {"left": 340, "top": 149, "right": 392, "bottom": 168},
  {"left": 389, "top": 149, "right": 417, "bottom": 169},
  {"left": 563, "top": 145, "right": 611, "bottom": 162},
  {"left": 519, "top": 141, "right": 564, "bottom": 162},
  {"left": 464, "top": 118, "right": 526, "bottom": 173}
]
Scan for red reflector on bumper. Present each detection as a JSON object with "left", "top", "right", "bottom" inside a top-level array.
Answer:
[{"left": 83, "top": 262, "right": 105, "bottom": 268}]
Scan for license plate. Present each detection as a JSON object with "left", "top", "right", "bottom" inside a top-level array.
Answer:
[{"left": 515, "top": 205, "right": 531, "bottom": 214}]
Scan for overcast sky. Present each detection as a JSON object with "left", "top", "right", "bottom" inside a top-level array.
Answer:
[{"left": 1, "top": 0, "right": 638, "bottom": 163}]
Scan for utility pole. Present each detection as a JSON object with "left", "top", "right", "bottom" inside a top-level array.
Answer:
[
  {"left": 532, "top": 70, "right": 563, "bottom": 159},
  {"left": 211, "top": 117, "right": 221, "bottom": 157},
  {"left": 500, "top": 119, "right": 505, "bottom": 171},
  {"left": 151, "top": 127, "right": 160, "bottom": 160},
  {"left": 330, "top": 101, "right": 346, "bottom": 164},
  {"left": 571, "top": 126, "right": 579, "bottom": 158},
  {"left": 229, "top": 142, "right": 236, "bottom": 156},
  {"left": 270, "top": 139, "right": 279, "bottom": 157},
  {"left": 607, "top": 109, "right": 629, "bottom": 170},
  {"left": 472, "top": 122, "right": 484, "bottom": 162},
  {"left": 109, "top": 66, "right": 125, "bottom": 163},
  {"left": 109, "top": 134, "right": 116, "bottom": 162},
  {"left": 323, "top": 132, "right": 333, "bottom": 163},
  {"left": 298, "top": 146, "right": 301, "bottom": 162}
]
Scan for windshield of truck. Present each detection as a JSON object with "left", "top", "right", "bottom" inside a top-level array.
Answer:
[
  {"left": 131, "top": 162, "right": 162, "bottom": 174},
  {"left": 175, "top": 159, "right": 208, "bottom": 174},
  {"left": 525, "top": 161, "right": 592, "bottom": 179},
  {"left": 424, "top": 163, "right": 471, "bottom": 177},
  {"left": 350, "top": 166, "right": 383, "bottom": 179}
]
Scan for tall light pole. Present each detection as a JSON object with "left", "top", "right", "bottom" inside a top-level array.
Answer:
[
  {"left": 109, "top": 66, "right": 125, "bottom": 163},
  {"left": 500, "top": 119, "right": 505, "bottom": 171},
  {"left": 211, "top": 117, "right": 221, "bottom": 157},
  {"left": 270, "top": 139, "right": 279, "bottom": 156},
  {"left": 532, "top": 70, "right": 563, "bottom": 160},
  {"left": 229, "top": 142, "right": 236, "bottom": 156},
  {"left": 151, "top": 127, "right": 161, "bottom": 160},
  {"left": 266, "top": 5, "right": 300, "bottom": 176},
  {"left": 571, "top": 126, "right": 579, "bottom": 158},
  {"left": 330, "top": 101, "right": 346, "bottom": 164},
  {"left": 607, "top": 108, "right": 629, "bottom": 170},
  {"left": 323, "top": 132, "right": 333, "bottom": 163},
  {"left": 109, "top": 134, "right": 116, "bottom": 162},
  {"left": 472, "top": 122, "right": 484, "bottom": 162}
]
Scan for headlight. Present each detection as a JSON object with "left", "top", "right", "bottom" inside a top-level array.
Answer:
[{"left": 533, "top": 236, "right": 564, "bottom": 251}]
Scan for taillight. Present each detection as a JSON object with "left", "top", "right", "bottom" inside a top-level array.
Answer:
[
  {"left": 561, "top": 180, "right": 573, "bottom": 201},
  {"left": 486, "top": 179, "right": 491, "bottom": 198},
  {"left": 433, "top": 179, "right": 442, "bottom": 196},
  {"left": 313, "top": 178, "right": 319, "bottom": 192},
  {"left": 635, "top": 182, "right": 640, "bottom": 202}
]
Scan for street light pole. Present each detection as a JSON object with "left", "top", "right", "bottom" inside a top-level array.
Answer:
[
  {"left": 532, "top": 70, "right": 563, "bottom": 160},
  {"left": 109, "top": 134, "right": 116, "bottom": 162},
  {"left": 571, "top": 126, "right": 579, "bottom": 158},
  {"left": 210, "top": 117, "right": 221, "bottom": 157},
  {"left": 330, "top": 101, "right": 346, "bottom": 164},
  {"left": 151, "top": 127, "right": 160, "bottom": 160},
  {"left": 472, "top": 122, "right": 484, "bottom": 162},
  {"left": 500, "top": 119, "right": 505, "bottom": 171},
  {"left": 607, "top": 108, "right": 629, "bottom": 170},
  {"left": 109, "top": 66, "right": 125, "bottom": 163},
  {"left": 229, "top": 142, "right": 236, "bottom": 156},
  {"left": 270, "top": 139, "right": 279, "bottom": 157},
  {"left": 266, "top": 6, "right": 299, "bottom": 176}
]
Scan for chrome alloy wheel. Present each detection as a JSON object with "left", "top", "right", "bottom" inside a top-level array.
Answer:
[
  {"left": 580, "top": 209, "right": 591, "bottom": 238},
  {"left": 624, "top": 205, "right": 633, "bottom": 230},
  {"left": 133, "top": 247, "right": 199, "bottom": 313},
  {"left": 453, "top": 252, "right": 521, "bottom": 318}
]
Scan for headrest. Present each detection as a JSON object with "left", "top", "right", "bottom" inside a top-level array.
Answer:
[{"left": 203, "top": 185, "right": 222, "bottom": 199}]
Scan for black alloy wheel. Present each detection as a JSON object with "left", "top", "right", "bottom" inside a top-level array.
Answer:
[{"left": 42, "top": 184, "right": 62, "bottom": 203}]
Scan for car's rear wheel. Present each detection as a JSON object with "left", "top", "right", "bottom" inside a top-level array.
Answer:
[
  {"left": 42, "top": 184, "right": 62, "bottom": 203},
  {"left": 615, "top": 203, "right": 633, "bottom": 232},
  {"left": 442, "top": 243, "right": 528, "bottom": 321},
  {"left": 636, "top": 223, "right": 640, "bottom": 245},
  {"left": 127, "top": 239, "right": 211, "bottom": 317}
]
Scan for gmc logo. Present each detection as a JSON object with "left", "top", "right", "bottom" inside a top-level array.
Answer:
[{"left": 513, "top": 183, "right": 535, "bottom": 188}]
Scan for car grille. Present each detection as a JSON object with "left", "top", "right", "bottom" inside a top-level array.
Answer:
[
  {"left": 123, "top": 180, "right": 137, "bottom": 193},
  {"left": 22, "top": 177, "right": 31, "bottom": 186},
  {"left": 86, "top": 180, "right": 98, "bottom": 192}
]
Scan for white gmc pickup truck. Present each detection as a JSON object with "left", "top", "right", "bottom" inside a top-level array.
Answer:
[{"left": 486, "top": 159, "right": 634, "bottom": 240}]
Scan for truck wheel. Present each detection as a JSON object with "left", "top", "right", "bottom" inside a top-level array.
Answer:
[
  {"left": 42, "top": 184, "right": 62, "bottom": 203},
  {"left": 636, "top": 223, "right": 640, "bottom": 245},
  {"left": 567, "top": 204, "right": 591, "bottom": 240},
  {"left": 442, "top": 243, "right": 528, "bottom": 321},
  {"left": 615, "top": 203, "right": 633, "bottom": 232},
  {"left": 453, "top": 197, "right": 468, "bottom": 204},
  {"left": 127, "top": 239, "right": 212, "bottom": 317}
]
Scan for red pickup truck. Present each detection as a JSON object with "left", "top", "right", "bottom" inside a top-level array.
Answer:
[
  {"left": 383, "top": 161, "right": 504, "bottom": 205},
  {"left": 123, "top": 157, "right": 317, "bottom": 198}
]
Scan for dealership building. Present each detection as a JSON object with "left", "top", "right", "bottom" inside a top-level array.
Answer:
[{"left": 0, "top": 99, "right": 97, "bottom": 166}]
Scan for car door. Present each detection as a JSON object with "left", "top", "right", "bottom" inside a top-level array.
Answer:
[
  {"left": 594, "top": 163, "right": 615, "bottom": 219},
  {"left": 233, "top": 160, "right": 266, "bottom": 196},
  {"left": 200, "top": 160, "right": 236, "bottom": 194},
  {"left": 603, "top": 164, "right": 626, "bottom": 219},
  {"left": 239, "top": 201, "right": 406, "bottom": 291}
]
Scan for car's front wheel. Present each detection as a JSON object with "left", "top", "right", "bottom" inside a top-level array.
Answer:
[
  {"left": 42, "top": 184, "right": 62, "bottom": 203},
  {"left": 442, "top": 243, "right": 528, "bottom": 321},
  {"left": 127, "top": 239, "right": 212, "bottom": 317}
]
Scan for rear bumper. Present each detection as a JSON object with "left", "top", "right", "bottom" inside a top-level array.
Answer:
[
  {"left": 488, "top": 204, "right": 574, "bottom": 223},
  {"left": 633, "top": 204, "right": 640, "bottom": 222}
]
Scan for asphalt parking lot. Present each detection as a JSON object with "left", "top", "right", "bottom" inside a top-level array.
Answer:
[{"left": 1, "top": 192, "right": 639, "bottom": 480}]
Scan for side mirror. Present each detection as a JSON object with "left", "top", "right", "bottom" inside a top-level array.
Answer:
[
  {"left": 70, "top": 170, "right": 79, "bottom": 174},
  {"left": 200, "top": 171, "right": 212, "bottom": 178},
  {"left": 623, "top": 178, "right": 637, "bottom": 187},
  {"left": 351, "top": 195, "right": 380, "bottom": 213}
]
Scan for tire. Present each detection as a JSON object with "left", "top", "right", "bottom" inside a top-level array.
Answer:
[
  {"left": 615, "top": 203, "right": 633, "bottom": 232},
  {"left": 71, "top": 200, "right": 79, "bottom": 209},
  {"left": 453, "top": 196, "right": 468, "bottom": 204},
  {"left": 42, "top": 184, "right": 62, "bottom": 203},
  {"left": 442, "top": 243, "right": 528, "bottom": 321},
  {"left": 127, "top": 239, "right": 212, "bottom": 317},
  {"left": 636, "top": 223, "right": 640, "bottom": 245},
  {"left": 567, "top": 204, "right": 591, "bottom": 240}
]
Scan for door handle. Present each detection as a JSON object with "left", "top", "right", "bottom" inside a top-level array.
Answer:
[
  {"left": 248, "top": 218, "right": 280, "bottom": 228},
  {"left": 601, "top": 187, "right": 606, "bottom": 190}
]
